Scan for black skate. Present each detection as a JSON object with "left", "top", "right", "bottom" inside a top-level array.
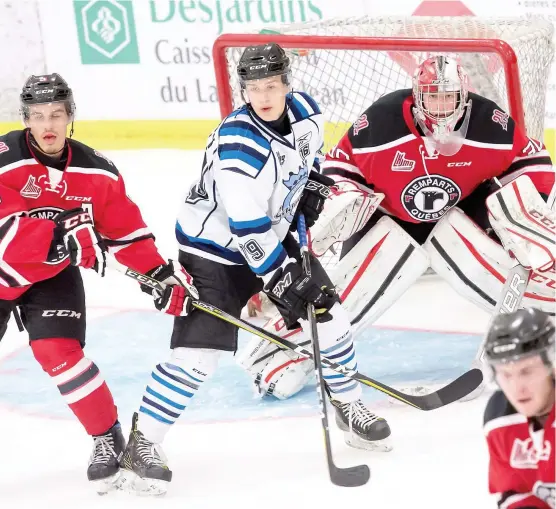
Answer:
[
  {"left": 87, "top": 421, "right": 126, "bottom": 494},
  {"left": 331, "top": 399, "right": 392, "bottom": 452},
  {"left": 120, "top": 412, "right": 172, "bottom": 496}
]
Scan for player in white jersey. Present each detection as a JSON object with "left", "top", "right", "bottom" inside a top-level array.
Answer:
[{"left": 119, "top": 43, "right": 391, "bottom": 496}]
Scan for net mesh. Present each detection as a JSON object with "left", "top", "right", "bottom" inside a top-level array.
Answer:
[{"left": 220, "top": 16, "right": 554, "bottom": 150}]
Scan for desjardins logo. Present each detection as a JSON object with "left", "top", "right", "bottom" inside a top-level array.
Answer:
[
  {"left": 74, "top": 0, "right": 140, "bottom": 64},
  {"left": 150, "top": 0, "right": 324, "bottom": 34}
]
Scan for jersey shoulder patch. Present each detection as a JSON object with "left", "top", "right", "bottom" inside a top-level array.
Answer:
[
  {"left": 0, "top": 130, "right": 29, "bottom": 168},
  {"left": 349, "top": 89, "right": 412, "bottom": 150},
  {"left": 218, "top": 109, "right": 271, "bottom": 178},
  {"left": 466, "top": 92, "right": 515, "bottom": 145},
  {"left": 287, "top": 91, "right": 321, "bottom": 121},
  {"left": 68, "top": 139, "right": 120, "bottom": 178},
  {"left": 483, "top": 390, "right": 518, "bottom": 427}
]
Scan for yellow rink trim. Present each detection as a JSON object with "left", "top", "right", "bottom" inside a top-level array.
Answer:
[{"left": 0, "top": 120, "right": 554, "bottom": 160}]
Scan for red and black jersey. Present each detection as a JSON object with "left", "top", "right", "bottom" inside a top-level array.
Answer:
[
  {"left": 323, "top": 89, "right": 554, "bottom": 223},
  {"left": 484, "top": 390, "right": 555, "bottom": 509},
  {"left": 0, "top": 129, "right": 165, "bottom": 300}
]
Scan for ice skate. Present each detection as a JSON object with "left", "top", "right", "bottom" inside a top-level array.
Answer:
[
  {"left": 331, "top": 398, "right": 393, "bottom": 452},
  {"left": 87, "top": 421, "right": 126, "bottom": 495},
  {"left": 120, "top": 412, "right": 172, "bottom": 497}
]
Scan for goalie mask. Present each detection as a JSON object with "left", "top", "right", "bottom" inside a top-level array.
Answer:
[{"left": 412, "top": 56, "right": 471, "bottom": 156}]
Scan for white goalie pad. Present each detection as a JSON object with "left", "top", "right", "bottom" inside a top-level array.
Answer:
[
  {"left": 236, "top": 323, "right": 313, "bottom": 400},
  {"left": 424, "top": 207, "right": 555, "bottom": 314},
  {"left": 487, "top": 175, "right": 556, "bottom": 273},
  {"left": 333, "top": 215, "right": 430, "bottom": 333},
  {"left": 309, "top": 179, "right": 384, "bottom": 257}
]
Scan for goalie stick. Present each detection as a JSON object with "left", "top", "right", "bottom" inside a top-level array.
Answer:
[
  {"left": 297, "top": 214, "right": 370, "bottom": 487},
  {"left": 112, "top": 262, "right": 483, "bottom": 411}
]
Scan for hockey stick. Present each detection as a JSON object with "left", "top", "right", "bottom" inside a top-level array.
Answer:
[
  {"left": 113, "top": 265, "right": 483, "bottom": 410},
  {"left": 297, "top": 214, "right": 370, "bottom": 487},
  {"left": 460, "top": 261, "right": 530, "bottom": 402}
]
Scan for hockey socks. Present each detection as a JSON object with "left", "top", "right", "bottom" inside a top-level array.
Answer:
[
  {"left": 31, "top": 338, "right": 117, "bottom": 435},
  {"left": 137, "top": 347, "right": 220, "bottom": 443},
  {"left": 308, "top": 303, "right": 362, "bottom": 402}
]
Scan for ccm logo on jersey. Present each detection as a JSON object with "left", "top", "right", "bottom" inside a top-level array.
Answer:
[
  {"left": 447, "top": 161, "right": 472, "bottom": 167},
  {"left": 42, "top": 309, "right": 82, "bottom": 318}
]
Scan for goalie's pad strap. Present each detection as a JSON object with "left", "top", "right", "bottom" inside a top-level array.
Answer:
[
  {"left": 333, "top": 215, "right": 430, "bottom": 331},
  {"left": 425, "top": 207, "right": 555, "bottom": 314}
]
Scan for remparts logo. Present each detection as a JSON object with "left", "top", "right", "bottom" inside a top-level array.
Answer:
[
  {"left": 74, "top": 0, "right": 140, "bottom": 64},
  {"left": 402, "top": 174, "right": 461, "bottom": 222}
]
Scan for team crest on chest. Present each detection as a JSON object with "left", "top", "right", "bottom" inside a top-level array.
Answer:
[
  {"left": 274, "top": 165, "right": 308, "bottom": 224},
  {"left": 401, "top": 174, "right": 461, "bottom": 222}
]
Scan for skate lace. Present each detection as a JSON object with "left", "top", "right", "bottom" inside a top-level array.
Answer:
[
  {"left": 136, "top": 435, "right": 166, "bottom": 467},
  {"left": 345, "top": 400, "right": 380, "bottom": 432},
  {"left": 90, "top": 434, "right": 116, "bottom": 465}
]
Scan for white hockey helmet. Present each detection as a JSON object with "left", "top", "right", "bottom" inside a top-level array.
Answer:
[{"left": 412, "top": 56, "right": 471, "bottom": 156}]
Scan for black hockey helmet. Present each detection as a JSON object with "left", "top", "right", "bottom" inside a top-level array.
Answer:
[
  {"left": 484, "top": 308, "right": 555, "bottom": 367},
  {"left": 237, "top": 43, "right": 291, "bottom": 87},
  {"left": 20, "top": 73, "right": 75, "bottom": 119}
]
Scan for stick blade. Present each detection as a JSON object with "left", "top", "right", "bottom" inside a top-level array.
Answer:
[
  {"left": 417, "top": 368, "right": 484, "bottom": 410},
  {"left": 329, "top": 464, "right": 370, "bottom": 487}
]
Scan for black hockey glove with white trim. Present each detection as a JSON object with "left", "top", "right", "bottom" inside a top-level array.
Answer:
[
  {"left": 52, "top": 208, "right": 106, "bottom": 276},
  {"left": 290, "top": 170, "right": 335, "bottom": 231},
  {"left": 263, "top": 261, "right": 336, "bottom": 327},
  {"left": 141, "top": 260, "right": 199, "bottom": 317}
]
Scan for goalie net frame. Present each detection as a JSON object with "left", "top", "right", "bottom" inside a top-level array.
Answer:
[{"left": 213, "top": 33, "right": 526, "bottom": 133}]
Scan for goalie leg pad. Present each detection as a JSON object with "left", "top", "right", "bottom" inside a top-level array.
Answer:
[
  {"left": 236, "top": 320, "right": 313, "bottom": 400},
  {"left": 487, "top": 175, "right": 556, "bottom": 272},
  {"left": 333, "top": 215, "right": 430, "bottom": 332},
  {"left": 425, "top": 207, "right": 555, "bottom": 314}
]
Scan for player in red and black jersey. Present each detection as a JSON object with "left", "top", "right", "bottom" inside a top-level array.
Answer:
[
  {"left": 483, "top": 308, "right": 555, "bottom": 509},
  {"left": 0, "top": 74, "right": 198, "bottom": 492}
]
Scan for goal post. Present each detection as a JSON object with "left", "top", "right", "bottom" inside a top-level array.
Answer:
[{"left": 212, "top": 16, "right": 554, "bottom": 151}]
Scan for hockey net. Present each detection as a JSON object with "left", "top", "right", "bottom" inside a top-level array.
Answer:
[{"left": 213, "top": 15, "right": 555, "bottom": 273}]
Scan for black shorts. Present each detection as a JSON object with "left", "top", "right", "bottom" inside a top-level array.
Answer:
[
  {"left": 171, "top": 234, "right": 334, "bottom": 352},
  {"left": 341, "top": 179, "right": 499, "bottom": 256},
  {"left": 0, "top": 265, "right": 86, "bottom": 346}
]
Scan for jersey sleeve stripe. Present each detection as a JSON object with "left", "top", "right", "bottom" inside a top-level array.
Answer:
[
  {"left": 219, "top": 134, "right": 270, "bottom": 154},
  {"left": 323, "top": 167, "right": 369, "bottom": 187},
  {"left": 499, "top": 156, "right": 553, "bottom": 178},
  {"left": 322, "top": 160, "right": 364, "bottom": 177},
  {"left": 220, "top": 144, "right": 268, "bottom": 173},
  {"left": 176, "top": 228, "right": 245, "bottom": 264},
  {"left": 219, "top": 122, "right": 270, "bottom": 151},
  {"left": 229, "top": 216, "right": 272, "bottom": 236},
  {"left": 66, "top": 166, "right": 119, "bottom": 181},
  {"left": 250, "top": 243, "right": 287, "bottom": 275}
]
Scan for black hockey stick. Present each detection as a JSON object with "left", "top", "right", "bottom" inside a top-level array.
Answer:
[
  {"left": 115, "top": 265, "right": 483, "bottom": 410},
  {"left": 297, "top": 214, "right": 370, "bottom": 487}
]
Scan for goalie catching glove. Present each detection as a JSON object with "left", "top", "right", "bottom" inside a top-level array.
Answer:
[
  {"left": 290, "top": 170, "right": 335, "bottom": 231},
  {"left": 263, "top": 260, "right": 337, "bottom": 328},
  {"left": 51, "top": 208, "right": 107, "bottom": 275},
  {"left": 141, "top": 260, "right": 199, "bottom": 316}
]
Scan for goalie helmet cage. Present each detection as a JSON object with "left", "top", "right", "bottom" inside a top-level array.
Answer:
[{"left": 213, "top": 16, "right": 554, "bottom": 150}]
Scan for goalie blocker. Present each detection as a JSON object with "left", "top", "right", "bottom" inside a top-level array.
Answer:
[{"left": 239, "top": 175, "right": 555, "bottom": 400}]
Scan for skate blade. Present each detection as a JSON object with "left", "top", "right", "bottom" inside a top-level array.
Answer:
[
  {"left": 90, "top": 471, "right": 123, "bottom": 496},
  {"left": 343, "top": 432, "right": 393, "bottom": 452},
  {"left": 119, "top": 469, "right": 169, "bottom": 497}
]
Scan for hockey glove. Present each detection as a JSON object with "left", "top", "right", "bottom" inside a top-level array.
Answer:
[
  {"left": 52, "top": 208, "right": 106, "bottom": 276},
  {"left": 142, "top": 260, "right": 199, "bottom": 317},
  {"left": 263, "top": 261, "right": 337, "bottom": 327},
  {"left": 290, "top": 170, "right": 335, "bottom": 231}
]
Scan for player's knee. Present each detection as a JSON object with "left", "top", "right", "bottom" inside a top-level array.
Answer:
[
  {"left": 169, "top": 347, "right": 221, "bottom": 379},
  {"left": 30, "top": 337, "right": 84, "bottom": 376}
]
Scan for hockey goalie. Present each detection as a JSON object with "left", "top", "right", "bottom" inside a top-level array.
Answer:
[{"left": 238, "top": 55, "right": 555, "bottom": 403}]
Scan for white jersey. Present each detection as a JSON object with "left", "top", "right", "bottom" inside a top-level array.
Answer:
[{"left": 176, "top": 91, "right": 324, "bottom": 282}]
